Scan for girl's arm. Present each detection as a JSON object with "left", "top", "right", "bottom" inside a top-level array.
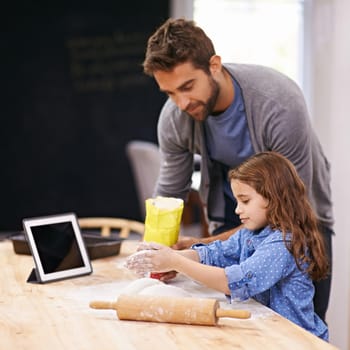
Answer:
[
  {"left": 171, "top": 252, "right": 230, "bottom": 294},
  {"left": 126, "top": 243, "right": 230, "bottom": 294}
]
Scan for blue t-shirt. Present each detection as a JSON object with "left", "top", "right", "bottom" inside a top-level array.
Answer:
[
  {"left": 192, "top": 226, "right": 329, "bottom": 341},
  {"left": 204, "top": 78, "right": 254, "bottom": 229}
]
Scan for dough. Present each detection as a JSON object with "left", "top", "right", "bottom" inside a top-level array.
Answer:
[
  {"left": 139, "top": 284, "right": 191, "bottom": 298},
  {"left": 120, "top": 277, "right": 161, "bottom": 295},
  {"left": 120, "top": 277, "right": 191, "bottom": 298}
]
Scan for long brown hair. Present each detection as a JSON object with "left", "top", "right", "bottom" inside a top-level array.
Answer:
[
  {"left": 143, "top": 18, "right": 215, "bottom": 76},
  {"left": 228, "top": 152, "right": 329, "bottom": 281}
]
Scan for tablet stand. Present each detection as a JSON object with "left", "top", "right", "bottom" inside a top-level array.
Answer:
[{"left": 27, "top": 268, "right": 40, "bottom": 284}]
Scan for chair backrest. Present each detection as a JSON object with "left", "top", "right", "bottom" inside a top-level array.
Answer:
[
  {"left": 78, "top": 217, "right": 144, "bottom": 238},
  {"left": 125, "top": 140, "right": 161, "bottom": 218}
]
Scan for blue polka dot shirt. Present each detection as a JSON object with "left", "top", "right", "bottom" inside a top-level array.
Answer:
[{"left": 192, "top": 226, "right": 328, "bottom": 340}]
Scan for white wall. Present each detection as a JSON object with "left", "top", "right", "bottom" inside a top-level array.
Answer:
[
  {"left": 313, "top": 0, "right": 350, "bottom": 349},
  {"left": 171, "top": 1, "right": 350, "bottom": 348}
]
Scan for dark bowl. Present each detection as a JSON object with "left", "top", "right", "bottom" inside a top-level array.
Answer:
[{"left": 10, "top": 233, "right": 124, "bottom": 260}]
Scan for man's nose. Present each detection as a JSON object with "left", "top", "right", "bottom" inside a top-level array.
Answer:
[{"left": 175, "top": 94, "right": 190, "bottom": 110}]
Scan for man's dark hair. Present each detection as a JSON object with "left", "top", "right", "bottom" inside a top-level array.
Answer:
[{"left": 143, "top": 18, "right": 216, "bottom": 76}]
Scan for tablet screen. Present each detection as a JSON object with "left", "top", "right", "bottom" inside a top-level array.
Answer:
[
  {"left": 31, "top": 221, "right": 84, "bottom": 273},
  {"left": 23, "top": 213, "right": 92, "bottom": 283}
]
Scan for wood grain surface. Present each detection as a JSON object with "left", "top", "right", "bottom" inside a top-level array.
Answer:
[{"left": 0, "top": 239, "right": 338, "bottom": 350}]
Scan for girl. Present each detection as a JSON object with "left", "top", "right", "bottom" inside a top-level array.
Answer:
[{"left": 126, "top": 151, "right": 329, "bottom": 340}]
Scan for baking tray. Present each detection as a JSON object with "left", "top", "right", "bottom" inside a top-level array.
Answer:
[{"left": 10, "top": 233, "right": 124, "bottom": 260}]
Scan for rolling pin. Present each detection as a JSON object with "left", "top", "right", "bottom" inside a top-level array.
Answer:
[{"left": 90, "top": 294, "right": 251, "bottom": 326}]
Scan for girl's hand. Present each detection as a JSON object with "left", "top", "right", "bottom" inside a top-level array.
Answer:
[
  {"left": 136, "top": 241, "right": 164, "bottom": 252},
  {"left": 125, "top": 243, "right": 177, "bottom": 275}
]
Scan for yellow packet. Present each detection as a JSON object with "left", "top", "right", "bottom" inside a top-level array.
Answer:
[{"left": 143, "top": 196, "right": 184, "bottom": 246}]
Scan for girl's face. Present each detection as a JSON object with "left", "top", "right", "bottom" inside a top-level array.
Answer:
[{"left": 231, "top": 179, "right": 269, "bottom": 231}]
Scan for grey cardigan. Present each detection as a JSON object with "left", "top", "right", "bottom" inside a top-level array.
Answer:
[{"left": 155, "top": 63, "right": 334, "bottom": 231}]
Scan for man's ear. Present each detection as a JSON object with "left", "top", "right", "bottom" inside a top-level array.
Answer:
[{"left": 209, "top": 55, "right": 222, "bottom": 74}]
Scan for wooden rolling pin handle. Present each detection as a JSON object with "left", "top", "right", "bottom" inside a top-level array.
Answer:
[
  {"left": 90, "top": 301, "right": 117, "bottom": 310},
  {"left": 216, "top": 308, "right": 251, "bottom": 319}
]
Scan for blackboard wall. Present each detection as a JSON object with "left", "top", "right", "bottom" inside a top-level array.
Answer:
[{"left": 1, "top": 1, "right": 169, "bottom": 230}]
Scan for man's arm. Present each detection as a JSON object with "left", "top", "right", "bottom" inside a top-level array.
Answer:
[{"left": 172, "top": 225, "right": 242, "bottom": 250}]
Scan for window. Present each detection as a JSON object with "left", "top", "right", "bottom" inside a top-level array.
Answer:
[{"left": 193, "top": 0, "right": 304, "bottom": 89}]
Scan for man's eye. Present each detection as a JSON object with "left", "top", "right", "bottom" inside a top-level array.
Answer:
[
  {"left": 181, "top": 84, "right": 193, "bottom": 92},
  {"left": 241, "top": 200, "right": 249, "bottom": 204}
]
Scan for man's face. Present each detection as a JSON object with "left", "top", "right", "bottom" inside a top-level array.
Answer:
[{"left": 153, "top": 62, "right": 219, "bottom": 121}]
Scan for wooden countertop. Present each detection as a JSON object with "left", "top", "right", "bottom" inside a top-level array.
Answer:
[{"left": 0, "top": 239, "right": 338, "bottom": 350}]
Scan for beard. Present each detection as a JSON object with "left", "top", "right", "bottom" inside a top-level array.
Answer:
[{"left": 185, "top": 75, "right": 220, "bottom": 121}]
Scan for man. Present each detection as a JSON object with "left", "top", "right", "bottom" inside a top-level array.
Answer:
[{"left": 142, "top": 18, "right": 333, "bottom": 322}]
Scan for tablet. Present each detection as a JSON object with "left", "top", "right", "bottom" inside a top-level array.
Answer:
[{"left": 23, "top": 213, "right": 92, "bottom": 283}]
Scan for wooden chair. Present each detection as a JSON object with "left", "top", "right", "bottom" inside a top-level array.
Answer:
[{"left": 78, "top": 217, "right": 144, "bottom": 239}]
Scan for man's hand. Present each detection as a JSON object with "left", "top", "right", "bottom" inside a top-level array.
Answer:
[
  {"left": 172, "top": 226, "right": 242, "bottom": 250},
  {"left": 171, "top": 236, "right": 201, "bottom": 250}
]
